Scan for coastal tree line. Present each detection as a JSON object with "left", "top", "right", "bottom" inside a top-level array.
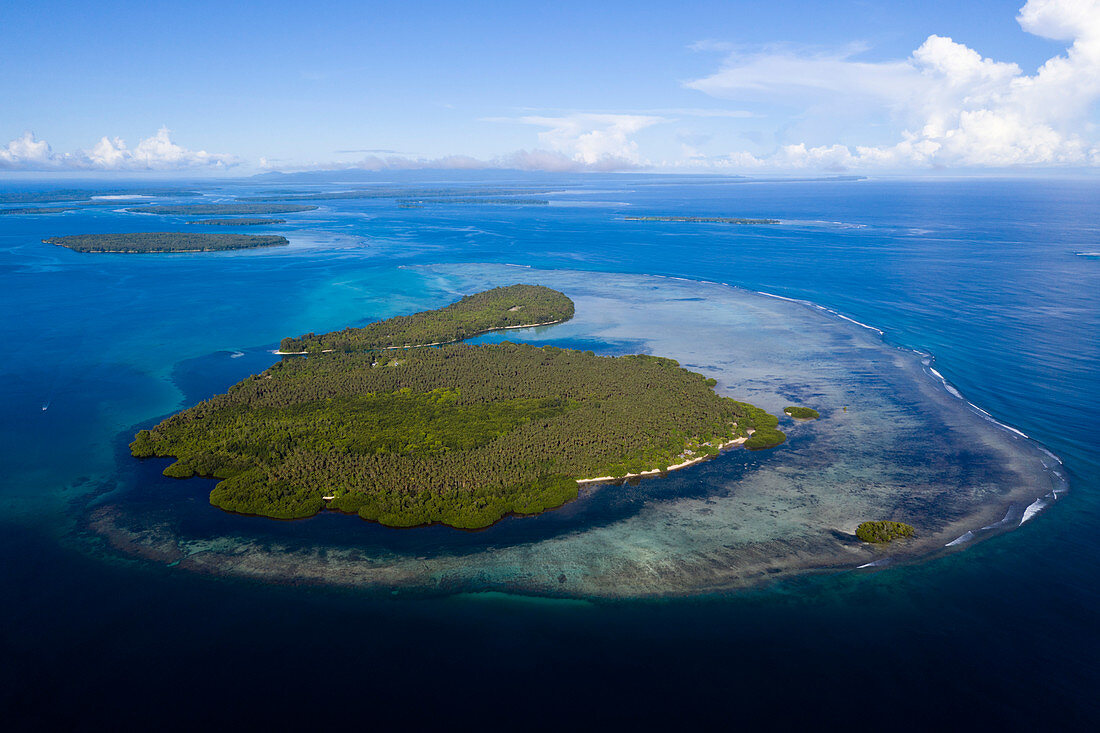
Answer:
[
  {"left": 44, "top": 232, "right": 289, "bottom": 253},
  {"left": 280, "top": 284, "right": 575, "bottom": 353},
  {"left": 132, "top": 342, "right": 783, "bottom": 528}
]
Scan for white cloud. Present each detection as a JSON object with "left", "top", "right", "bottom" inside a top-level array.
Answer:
[
  {"left": 0, "top": 132, "right": 53, "bottom": 168},
  {"left": 685, "top": 0, "right": 1100, "bottom": 169},
  {"left": 269, "top": 147, "right": 643, "bottom": 174},
  {"left": 513, "top": 113, "right": 666, "bottom": 166},
  {"left": 0, "top": 127, "right": 239, "bottom": 171}
]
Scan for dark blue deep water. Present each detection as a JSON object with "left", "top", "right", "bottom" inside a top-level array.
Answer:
[{"left": 2, "top": 177, "right": 1099, "bottom": 729}]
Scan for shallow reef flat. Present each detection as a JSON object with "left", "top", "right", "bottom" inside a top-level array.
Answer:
[{"left": 92, "top": 264, "right": 1062, "bottom": 597}]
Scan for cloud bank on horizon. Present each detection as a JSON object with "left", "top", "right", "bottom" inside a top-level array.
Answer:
[
  {"left": 2, "top": 0, "right": 1098, "bottom": 174},
  {"left": 685, "top": 0, "right": 1100, "bottom": 170},
  {"left": 0, "top": 127, "right": 238, "bottom": 172}
]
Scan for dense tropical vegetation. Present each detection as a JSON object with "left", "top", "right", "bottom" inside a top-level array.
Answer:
[
  {"left": 741, "top": 405, "right": 787, "bottom": 449},
  {"left": 856, "top": 520, "right": 915, "bottom": 543},
  {"left": 133, "top": 343, "right": 780, "bottom": 527},
  {"left": 280, "top": 284, "right": 575, "bottom": 353},
  {"left": 44, "top": 233, "right": 289, "bottom": 253},
  {"left": 784, "top": 406, "right": 820, "bottom": 419},
  {"left": 133, "top": 286, "right": 784, "bottom": 528},
  {"left": 0, "top": 206, "right": 80, "bottom": 215}
]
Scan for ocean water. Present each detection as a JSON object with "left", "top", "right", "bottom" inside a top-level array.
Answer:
[{"left": 2, "top": 177, "right": 1099, "bottom": 727}]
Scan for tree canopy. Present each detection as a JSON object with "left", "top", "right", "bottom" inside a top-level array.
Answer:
[
  {"left": 133, "top": 286, "right": 785, "bottom": 528},
  {"left": 44, "top": 232, "right": 289, "bottom": 253},
  {"left": 280, "top": 284, "right": 575, "bottom": 353}
]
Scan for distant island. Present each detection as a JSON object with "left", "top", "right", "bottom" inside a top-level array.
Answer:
[
  {"left": 280, "top": 284, "right": 575, "bottom": 352},
  {"left": 187, "top": 218, "right": 287, "bottom": 226},
  {"left": 0, "top": 206, "right": 81, "bottom": 215},
  {"left": 44, "top": 232, "right": 289, "bottom": 254},
  {"left": 401, "top": 198, "right": 550, "bottom": 206},
  {"left": 0, "top": 188, "right": 197, "bottom": 204},
  {"left": 237, "top": 187, "right": 548, "bottom": 202},
  {"left": 784, "top": 406, "right": 820, "bottom": 419},
  {"left": 856, "top": 521, "right": 915, "bottom": 543},
  {"left": 127, "top": 204, "right": 317, "bottom": 215},
  {"left": 625, "top": 216, "right": 780, "bottom": 224},
  {"left": 132, "top": 285, "right": 786, "bottom": 528}
]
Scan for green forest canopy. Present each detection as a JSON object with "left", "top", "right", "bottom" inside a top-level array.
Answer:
[
  {"left": 281, "top": 284, "right": 575, "bottom": 353},
  {"left": 44, "top": 232, "right": 289, "bottom": 253},
  {"left": 0, "top": 206, "right": 81, "bottom": 215},
  {"left": 856, "top": 521, "right": 915, "bottom": 543},
  {"left": 133, "top": 286, "right": 785, "bottom": 528}
]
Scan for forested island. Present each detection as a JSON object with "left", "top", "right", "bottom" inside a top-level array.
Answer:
[
  {"left": 784, "top": 406, "right": 820, "bottom": 419},
  {"left": 127, "top": 204, "right": 317, "bottom": 215},
  {"left": 625, "top": 216, "right": 780, "bottom": 224},
  {"left": 0, "top": 206, "right": 81, "bottom": 215},
  {"left": 238, "top": 187, "right": 548, "bottom": 202},
  {"left": 280, "top": 284, "right": 575, "bottom": 352},
  {"left": 132, "top": 285, "right": 786, "bottom": 528},
  {"left": 0, "top": 188, "right": 196, "bottom": 204},
  {"left": 44, "top": 233, "right": 289, "bottom": 253},
  {"left": 188, "top": 218, "right": 287, "bottom": 226},
  {"left": 856, "top": 521, "right": 915, "bottom": 543},
  {"left": 401, "top": 198, "right": 550, "bottom": 206}
]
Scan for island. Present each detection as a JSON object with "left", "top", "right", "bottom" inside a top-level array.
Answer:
[
  {"left": 784, "top": 406, "right": 820, "bottom": 419},
  {"left": 187, "top": 218, "right": 287, "bottom": 226},
  {"left": 399, "top": 198, "right": 550, "bottom": 206},
  {"left": 625, "top": 216, "right": 780, "bottom": 224},
  {"left": 126, "top": 204, "right": 317, "bottom": 215},
  {"left": 0, "top": 188, "right": 197, "bottom": 204},
  {"left": 131, "top": 285, "right": 786, "bottom": 528},
  {"left": 44, "top": 233, "right": 289, "bottom": 254},
  {"left": 856, "top": 520, "right": 915, "bottom": 543},
  {"left": 280, "top": 284, "right": 575, "bottom": 352},
  {"left": 0, "top": 206, "right": 81, "bottom": 215},
  {"left": 238, "top": 187, "right": 549, "bottom": 202}
]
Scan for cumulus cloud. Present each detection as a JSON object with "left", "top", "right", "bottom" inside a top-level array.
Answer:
[
  {"left": 0, "top": 132, "right": 53, "bottom": 168},
  {"left": 512, "top": 113, "right": 666, "bottom": 166},
  {"left": 266, "top": 116, "right": 666, "bottom": 173},
  {"left": 0, "top": 127, "right": 239, "bottom": 171},
  {"left": 270, "top": 147, "right": 643, "bottom": 174},
  {"left": 686, "top": 0, "right": 1100, "bottom": 169}
]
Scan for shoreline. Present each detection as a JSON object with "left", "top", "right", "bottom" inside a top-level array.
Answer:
[
  {"left": 275, "top": 318, "right": 567, "bottom": 354},
  {"left": 86, "top": 265, "right": 1066, "bottom": 600},
  {"left": 576, "top": 436, "right": 747, "bottom": 484}
]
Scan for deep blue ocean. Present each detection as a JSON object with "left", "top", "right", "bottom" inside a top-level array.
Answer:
[{"left": 2, "top": 176, "right": 1098, "bottom": 728}]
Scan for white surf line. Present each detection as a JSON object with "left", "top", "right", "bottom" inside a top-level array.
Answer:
[
  {"left": 660, "top": 269, "right": 1070, "bottom": 533},
  {"left": 857, "top": 559, "right": 891, "bottom": 569},
  {"left": 755, "top": 290, "right": 886, "bottom": 335},
  {"left": 945, "top": 530, "right": 975, "bottom": 547},
  {"left": 924, "top": 365, "right": 1032, "bottom": 439},
  {"left": 416, "top": 264, "right": 1069, "bottom": 530},
  {"left": 1021, "top": 497, "right": 1047, "bottom": 524}
]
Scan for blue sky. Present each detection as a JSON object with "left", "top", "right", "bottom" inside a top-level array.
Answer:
[{"left": 2, "top": 0, "right": 1097, "bottom": 174}]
